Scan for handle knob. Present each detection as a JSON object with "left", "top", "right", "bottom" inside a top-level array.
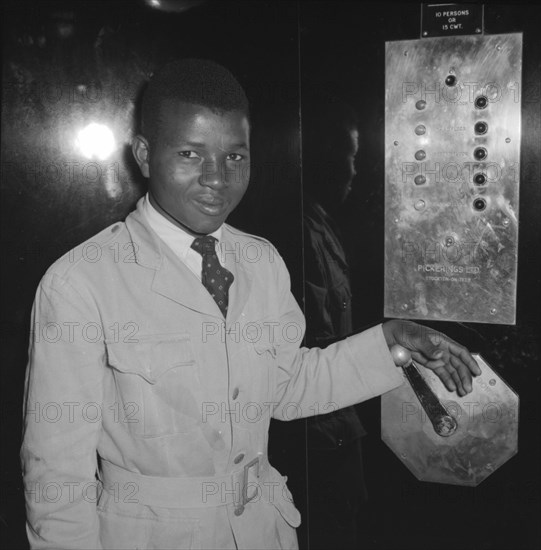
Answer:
[{"left": 390, "top": 344, "right": 412, "bottom": 367}]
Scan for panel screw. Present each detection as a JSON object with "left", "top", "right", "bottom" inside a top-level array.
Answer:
[
  {"left": 490, "top": 308, "right": 497, "bottom": 315},
  {"left": 505, "top": 137, "right": 511, "bottom": 143}
]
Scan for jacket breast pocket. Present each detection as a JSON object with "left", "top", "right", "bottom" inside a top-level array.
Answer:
[{"left": 105, "top": 333, "right": 202, "bottom": 438}]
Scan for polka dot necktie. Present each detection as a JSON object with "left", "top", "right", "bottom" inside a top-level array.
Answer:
[{"left": 191, "top": 235, "right": 234, "bottom": 318}]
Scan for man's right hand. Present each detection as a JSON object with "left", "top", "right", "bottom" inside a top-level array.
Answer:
[{"left": 382, "top": 319, "right": 481, "bottom": 397}]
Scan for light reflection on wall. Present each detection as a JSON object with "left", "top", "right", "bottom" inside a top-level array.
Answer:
[
  {"left": 75, "top": 123, "right": 121, "bottom": 198},
  {"left": 76, "top": 123, "right": 116, "bottom": 160}
]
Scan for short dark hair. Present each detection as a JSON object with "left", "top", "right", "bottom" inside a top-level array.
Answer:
[{"left": 141, "top": 58, "right": 249, "bottom": 143}]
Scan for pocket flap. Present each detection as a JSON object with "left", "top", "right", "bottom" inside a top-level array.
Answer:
[
  {"left": 253, "top": 341, "right": 277, "bottom": 357},
  {"left": 106, "top": 333, "right": 195, "bottom": 384},
  {"left": 266, "top": 467, "right": 301, "bottom": 528}
]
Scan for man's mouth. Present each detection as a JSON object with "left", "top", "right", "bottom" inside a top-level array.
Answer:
[{"left": 195, "top": 195, "right": 225, "bottom": 215}]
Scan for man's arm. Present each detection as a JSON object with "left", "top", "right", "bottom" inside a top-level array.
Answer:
[
  {"left": 21, "top": 271, "right": 105, "bottom": 550},
  {"left": 269, "top": 253, "right": 480, "bottom": 419}
]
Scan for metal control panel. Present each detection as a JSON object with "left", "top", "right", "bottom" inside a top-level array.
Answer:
[
  {"left": 382, "top": 353, "right": 519, "bottom": 486},
  {"left": 384, "top": 33, "right": 522, "bottom": 324}
]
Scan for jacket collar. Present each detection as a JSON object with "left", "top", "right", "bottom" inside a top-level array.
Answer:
[{"left": 125, "top": 198, "right": 253, "bottom": 323}]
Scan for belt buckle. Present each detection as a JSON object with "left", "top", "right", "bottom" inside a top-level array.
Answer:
[{"left": 241, "top": 456, "right": 260, "bottom": 506}]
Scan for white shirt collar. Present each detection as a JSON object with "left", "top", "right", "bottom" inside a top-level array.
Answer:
[{"left": 141, "top": 193, "right": 222, "bottom": 277}]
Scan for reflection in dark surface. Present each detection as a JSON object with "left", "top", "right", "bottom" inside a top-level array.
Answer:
[{"left": 300, "top": 3, "right": 540, "bottom": 550}]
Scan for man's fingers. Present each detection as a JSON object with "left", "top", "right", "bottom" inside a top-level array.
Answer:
[
  {"left": 450, "top": 355, "right": 473, "bottom": 393},
  {"left": 445, "top": 339, "right": 481, "bottom": 376},
  {"left": 432, "top": 366, "right": 457, "bottom": 393}
]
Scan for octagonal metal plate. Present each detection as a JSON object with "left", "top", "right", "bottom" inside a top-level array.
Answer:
[{"left": 381, "top": 354, "right": 519, "bottom": 486}]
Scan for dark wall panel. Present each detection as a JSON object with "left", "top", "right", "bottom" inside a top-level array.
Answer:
[{"left": 299, "top": 3, "right": 540, "bottom": 549}]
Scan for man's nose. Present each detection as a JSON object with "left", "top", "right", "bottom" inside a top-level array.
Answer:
[{"left": 200, "top": 160, "right": 226, "bottom": 188}]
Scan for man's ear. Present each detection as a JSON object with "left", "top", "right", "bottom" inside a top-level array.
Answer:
[{"left": 132, "top": 135, "right": 151, "bottom": 178}]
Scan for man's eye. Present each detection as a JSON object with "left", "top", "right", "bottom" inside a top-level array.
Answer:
[
  {"left": 226, "top": 153, "right": 244, "bottom": 161},
  {"left": 178, "top": 151, "right": 199, "bottom": 159}
]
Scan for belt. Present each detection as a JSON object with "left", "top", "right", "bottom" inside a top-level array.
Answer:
[{"left": 99, "top": 455, "right": 274, "bottom": 511}]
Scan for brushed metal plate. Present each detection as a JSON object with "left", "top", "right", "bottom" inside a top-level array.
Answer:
[
  {"left": 384, "top": 33, "right": 522, "bottom": 324},
  {"left": 381, "top": 354, "right": 519, "bottom": 486}
]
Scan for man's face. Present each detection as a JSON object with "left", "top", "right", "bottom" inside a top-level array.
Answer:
[
  {"left": 134, "top": 100, "right": 250, "bottom": 234},
  {"left": 339, "top": 128, "right": 358, "bottom": 203}
]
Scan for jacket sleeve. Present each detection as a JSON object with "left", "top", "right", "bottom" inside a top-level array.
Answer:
[
  {"left": 270, "top": 253, "right": 404, "bottom": 420},
  {"left": 21, "top": 271, "right": 105, "bottom": 549}
]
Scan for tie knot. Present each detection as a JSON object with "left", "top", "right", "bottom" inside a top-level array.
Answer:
[{"left": 191, "top": 235, "right": 218, "bottom": 256}]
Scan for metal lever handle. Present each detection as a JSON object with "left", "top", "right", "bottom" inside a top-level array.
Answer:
[{"left": 391, "top": 345, "right": 457, "bottom": 437}]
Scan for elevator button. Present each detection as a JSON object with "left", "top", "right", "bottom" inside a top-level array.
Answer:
[
  {"left": 474, "top": 173, "right": 487, "bottom": 185},
  {"left": 474, "top": 121, "right": 488, "bottom": 135},
  {"left": 473, "top": 198, "right": 487, "bottom": 211},
  {"left": 474, "top": 147, "right": 487, "bottom": 160},
  {"left": 475, "top": 95, "right": 488, "bottom": 109},
  {"left": 445, "top": 75, "right": 457, "bottom": 87}
]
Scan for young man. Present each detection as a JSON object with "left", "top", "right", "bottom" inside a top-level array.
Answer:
[{"left": 21, "top": 59, "right": 480, "bottom": 550}]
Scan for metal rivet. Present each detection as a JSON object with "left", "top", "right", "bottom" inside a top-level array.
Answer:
[
  {"left": 401, "top": 303, "right": 408, "bottom": 311},
  {"left": 489, "top": 379, "right": 497, "bottom": 386},
  {"left": 394, "top": 140, "right": 399, "bottom": 146},
  {"left": 234, "top": 505, "right": 245, "bottom": 516},
  {"left": 414, "top": 175, "right": 426, "bottom": 185},
  {"left": 445, "top": 236, "right": 455, "bottom": 247},
  {"left": 415, "top": 125, "right": 426, "bottom": 136},
  {"left": 416, "top": 100, "right": 427, "bottom": 110},
  {"left": 490, "top": 308, "right": 497, "bottom": 315},
  {"left": 505, "top": 137, "right": 511, "bottom": 143},
  {"left": 414, "top": 199, "right": 426, "bottom": 211},
  {"left": 502, "top": 218, "right": 510, "bottom": 227}
]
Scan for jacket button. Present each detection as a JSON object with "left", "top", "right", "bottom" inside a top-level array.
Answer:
[
  {"left": 234, "top": 453, "right": 245, "bottom": 464},
  {"left": 232, "top": 387, "right": 239, "bottom": 400},
  {"left": 234, "top": 505, "right": 244, "bottom": 516}
]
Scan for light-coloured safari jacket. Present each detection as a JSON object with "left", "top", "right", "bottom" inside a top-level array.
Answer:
[{"left": 21, "top": 198, "right": 403, "bottom": 549}]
